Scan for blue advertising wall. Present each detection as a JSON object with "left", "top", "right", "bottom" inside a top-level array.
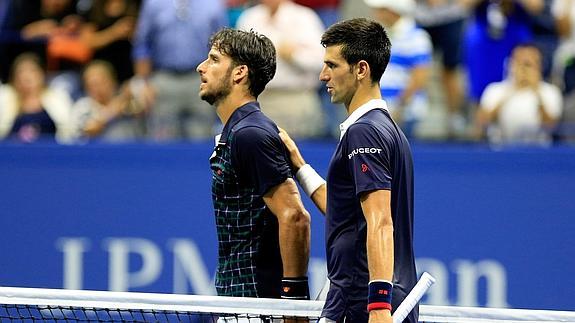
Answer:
[{"left": 0, "top": 142, "right": 574, "bottom": 311}]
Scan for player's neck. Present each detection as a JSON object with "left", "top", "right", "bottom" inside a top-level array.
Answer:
[
  {"left": 345, "top": 84, "right": 382, "bottom": 116},
  {"left": 215, "top": 92, "right": 256, "bottom": 125}
]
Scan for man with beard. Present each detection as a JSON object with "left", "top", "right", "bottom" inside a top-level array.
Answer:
[{"left": 196, "top": 28, "right": 311, "bottom": 300}]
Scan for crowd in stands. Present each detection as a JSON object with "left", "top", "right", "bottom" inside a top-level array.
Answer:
[{"left": 0, "top": 0, "right": 573, "bottom": 146}]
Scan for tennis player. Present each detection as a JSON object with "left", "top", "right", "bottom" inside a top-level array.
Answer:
[
  {"left": 197, "top": 28, "right": 311, "bottom": 300},
  {"left": 279, "top": 18, "right": 418, "bottom": 322}
]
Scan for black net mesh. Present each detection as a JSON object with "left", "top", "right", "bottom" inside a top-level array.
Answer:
[{"left": 0, "top": 303, "right": 316, "bottom": 322}]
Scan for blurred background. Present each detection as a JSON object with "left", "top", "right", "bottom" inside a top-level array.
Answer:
[{"left": 1, "top": 0, "right": 574, "bottom": 312}]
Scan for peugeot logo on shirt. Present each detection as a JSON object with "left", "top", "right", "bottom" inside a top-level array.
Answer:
[{"left": 348, "top": 147, "right": 383, "bottom": 159}]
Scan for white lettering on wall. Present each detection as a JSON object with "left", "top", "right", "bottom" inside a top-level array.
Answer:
[
  {"left": 417, "top": 258, "right": 509, "bottom": 307},
  {"left": 56, "top": 238, "right": 90, "bottom": 290},
  {"left": 169, "top": 239, "right": 215, "bottom": 295},
  {"left": 103, "top": 238, "right": 162, "bottom": 291},
  {"left": 453, "top": 259, "right": 509, "bottom": 307},
  {"left": 56, "top": 238, "right": 509, "bottom": 307}
]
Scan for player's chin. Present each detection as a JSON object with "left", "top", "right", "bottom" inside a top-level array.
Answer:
[
  {"left": 330, "top": 93, "right": 341, "bottom": 104},
  {"left": 200, "top": 92, "right": 217, "bottom": 105}
]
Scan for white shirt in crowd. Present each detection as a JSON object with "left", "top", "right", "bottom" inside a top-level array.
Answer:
[
  {"left": 236, "top": 1, "right": 324, "bottom": 90},
  {"left": 480, "top": 80, "right": 563, "bottom": 144}
]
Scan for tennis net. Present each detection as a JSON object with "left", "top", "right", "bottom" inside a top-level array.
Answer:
[{"left": 1, "top": 286, "right": 575, "bottom": 322}]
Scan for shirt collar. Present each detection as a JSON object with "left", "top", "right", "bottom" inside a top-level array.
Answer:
[
  {"left": 339, "top": 99, "right": 388, "bottom": 140},
  {"left": 216, "top": 101, "right": 261, "bottom": 145}
]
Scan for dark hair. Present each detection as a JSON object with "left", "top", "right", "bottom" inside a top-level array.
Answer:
[
  {"left": 513, "top": 42, "right": 541, "bottom": 54},
  {"left": 83, "top": 59, "right": 118, "bottom": 83},
  {"left": 321, "top": 18, "right": 391, "bottom": 83},
  {"left": 209, "top": 28, "right": 276, "bottom": 98},
  {"left": 9, "top": 52, "right": 45, "bottom": 84}
]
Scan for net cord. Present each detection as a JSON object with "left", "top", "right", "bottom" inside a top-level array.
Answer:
[
  {"left": 1, "top": 287, "right": 575, "bottom": 322},
  {"left": 0, "top": 287, "right": 322, "bottom": 317}
]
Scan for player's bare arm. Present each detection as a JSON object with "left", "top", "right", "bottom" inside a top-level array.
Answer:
[
  {"left": 360, "top": 189, "right": 394, "bottom": 323},
  {"left": 263, "top": 178, "right": 311, "bottom": 278},
  {"left": 278, "top": 128, "right": 327, "bottom": 214}
]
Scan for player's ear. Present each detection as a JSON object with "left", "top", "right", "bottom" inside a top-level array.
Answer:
[
  {"left": 356, "top": 60, "right": 370, "bottom": 82},
  {"left": 233, "top": 64, "right": 249, "bottom": 84}
]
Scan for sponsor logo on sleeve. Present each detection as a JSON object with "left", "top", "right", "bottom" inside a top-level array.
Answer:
[{"left": 348, "top": 147, "right": 383, "bottom": 159}]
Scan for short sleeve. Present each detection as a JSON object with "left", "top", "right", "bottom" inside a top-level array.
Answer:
[
  {"left": 344, "top": 122, "right": 392, "bottom": 196},
  {"left": 480, "top": 82, "right": 506, "bottom": 113},
  {"left": 541, "top": 83, "right": 563, "bottom": 119},
  {"left": 232, "top": 126, "right": 291, "bottom": 196}
]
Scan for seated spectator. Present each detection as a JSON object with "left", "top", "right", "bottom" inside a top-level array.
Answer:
[
  {"left": 80, "top": 0, "right": 140, "bottom": 83},
  {"left": 0, "top": 52, "right": 74, "bottom": 143},
  {"left": 8, "top": 0, "right": 91, "bottom": 99},
  {"left": 1, "top": 0, "right": 82, "bottom": 82},
  {"left": 236, "top": 0, "right": 325, "bottom": 138},
  {"left": 476, "top": 43, "right": 563, "bottom": 145},
  {"left": 464, "top": 0, "right": 543, "bottom": 105},
  {"left": 72, "top": 60, "right": 145, "bottom": 143},
  {"left": 365, "top": 0, "right": 433, "bottom": 138}
]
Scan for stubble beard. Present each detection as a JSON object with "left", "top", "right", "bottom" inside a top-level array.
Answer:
[{"left": 200, "top": 74, "right": 233, "bottom": 106}]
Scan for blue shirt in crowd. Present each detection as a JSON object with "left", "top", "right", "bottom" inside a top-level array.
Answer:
[{"left": 132, "top": 0, "right": 227, "bottom": 71}]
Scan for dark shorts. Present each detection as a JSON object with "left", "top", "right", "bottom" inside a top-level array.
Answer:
[
  {"left": 423, "top": 19, "right": 465, "bottom": 70},
  {"left": 321, "top": 283, "right": 418, "bottom": 323}
]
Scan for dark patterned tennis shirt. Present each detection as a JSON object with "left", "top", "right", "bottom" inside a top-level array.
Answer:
[{"left": 209, "top": 102, "right": 291, "bottom": 298}]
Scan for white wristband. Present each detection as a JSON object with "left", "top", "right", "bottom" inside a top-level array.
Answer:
[{"left": 295, "top": 164, "right": 326, "bottom": 197}]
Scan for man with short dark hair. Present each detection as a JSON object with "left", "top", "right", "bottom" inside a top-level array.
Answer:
[
  {"left": 197, "top": 28, "right": 311, "bottom": 299},
  {"left": 280, "top": 18, "right": 418, "bottom": 322}
]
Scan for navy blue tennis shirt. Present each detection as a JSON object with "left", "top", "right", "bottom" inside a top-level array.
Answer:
[
  {"left": 322, "top": 99, "right": 418, "bottom": 322},
  {"left": 209, "top": 102, "right": 291, "bottom": 298}
]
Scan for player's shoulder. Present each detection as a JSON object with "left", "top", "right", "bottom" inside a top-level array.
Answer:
[
  {"left": 232, "top": 115, "right": 279, "bottom": 145},
  {"left": 346, "top": 111, "right": 396, "bottom": 142},
  {"left": 350, "top": 109, "right": 390, "bottom": 131}
]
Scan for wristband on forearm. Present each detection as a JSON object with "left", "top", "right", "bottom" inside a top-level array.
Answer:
[
  {"left": 367, "top": 280, "right": 393, "bottom": 312},
  {"left": 280, "top": 277, "right": 310, "bottom": 300},
  {"left": 295, "top": 164, "right": 325, "bottom": 197}
]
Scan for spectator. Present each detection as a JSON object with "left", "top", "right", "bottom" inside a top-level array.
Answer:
[
  {"left": 415, "top": 0, "right": 472, "bottom": 138},
  {"left": 72, "top": 60, "right": 145, "bottom": 142},
  {"left": 365, "top": 0, "right": 433, "bottom": 138},
  {"left": 236, "top": 0, "right": 325, "bottom": 138},
  {"left": 80, "top": 0, "right": 140, "bottom": 83},
  {"left": 476, "top": 43, "right": 563, "bottom": 145},
  {"left": 132, "top": 0, "right": 227, "bottom": 141},
  {"left": 464, "top": 0, "right": 544, "bottom": 105},
  {"left": 294, "top": 0, "right": 342, "bottom": 138},
  {"left": 0, "top": 52, "right": 74, "bottom": 143},
  {"left": 6, "top": 0, "right": 91, "bottom": 99}
]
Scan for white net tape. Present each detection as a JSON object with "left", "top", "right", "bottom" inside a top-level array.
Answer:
[{"left": 1, "top": 286, "right": 575, "bottom": 322}]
